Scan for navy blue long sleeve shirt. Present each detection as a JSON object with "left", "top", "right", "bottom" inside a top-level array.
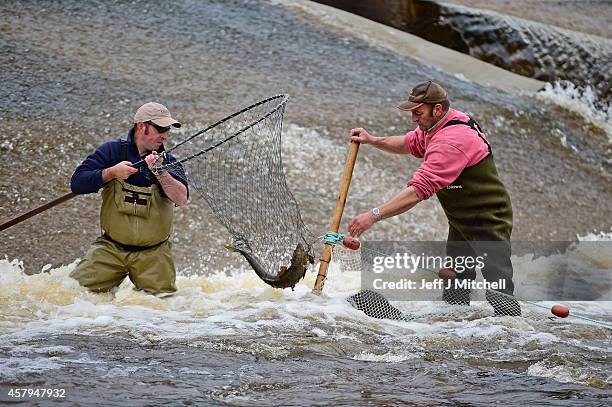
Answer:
[{"left": 71, "top": 129, "right": 188, "bottom": 196}]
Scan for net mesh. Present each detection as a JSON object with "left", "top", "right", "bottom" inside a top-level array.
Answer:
[
  {"left": 333, "top": 244, "right": 543, "bottom": 321},
  {"left": 158, "top": 95, "right": 315, "bottom": 285},
  {"left": 334, "top": 242, "right": 611, "bottom": 326}
]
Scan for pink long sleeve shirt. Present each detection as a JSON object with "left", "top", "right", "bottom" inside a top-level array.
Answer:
[{"left": 405, "top": 109, "right": 490, "bottom": 200}]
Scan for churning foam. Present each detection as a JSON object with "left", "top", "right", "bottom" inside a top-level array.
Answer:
[
  {"left": 1, "top": 228, "right": 610, "bottom": 386},
  {"left": 2, "top": 226, "right": 610, "bottom": 339},
  {"left": 536, "top": 81, "right": 612, "bottom": 143}
]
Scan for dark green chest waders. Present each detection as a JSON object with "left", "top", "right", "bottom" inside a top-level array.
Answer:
[
  {"left": 435, "top": 117, "right": 512, "bottom": 241},
  {"left": 435, "top": 118, "right": 520, "bottom": 315}
]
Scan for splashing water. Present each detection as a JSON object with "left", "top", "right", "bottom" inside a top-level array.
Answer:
[{"left": 536, "top": 81, "right": 612, "bottom": 143}]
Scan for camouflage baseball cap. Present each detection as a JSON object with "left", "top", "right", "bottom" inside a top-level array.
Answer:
[{"left": 398, "top": 81, "right": 448, "bottom": 111}]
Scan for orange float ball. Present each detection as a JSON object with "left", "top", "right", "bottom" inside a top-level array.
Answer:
[
  {"left": 551, "top": 304, "right": 570, "bottom": 318},
  {"left": 342, "top": 236, "right": 361, "bottom": 250}
]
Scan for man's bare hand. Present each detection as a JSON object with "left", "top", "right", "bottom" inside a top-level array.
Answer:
[
  {"left": 105, "top": 161, "right": 137, "bottom": 181},
  {"left": 145, "top": 151, "right": 164, "bottom": 172},
  {"left": 349, "top": 128, "right": 375, "bottom": 144},
  {"left": 348, "top": 211, "right": 377, "bottom": 238}
]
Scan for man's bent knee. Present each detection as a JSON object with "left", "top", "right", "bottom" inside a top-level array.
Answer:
[
  {"left": 70, "top": 263, "right": 127, "bottom": 293},
  {"left": 128, "top": 242, "right": 177, "bottom": 294}
]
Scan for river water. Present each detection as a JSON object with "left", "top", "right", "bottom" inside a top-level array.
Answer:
[{"left": 0, "top": 0, "right": 610, "bottom": 405}]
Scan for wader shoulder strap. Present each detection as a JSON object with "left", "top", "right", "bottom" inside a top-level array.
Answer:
[
  {"left": 120, "top": 139, "right": 129, "bottom": 162},
  {"left": 443, "top": 116, "right": 492, "bottom": 154}
]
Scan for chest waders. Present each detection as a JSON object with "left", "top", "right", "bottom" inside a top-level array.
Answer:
[
  {"left": 100, "top": 140, "right": 174, "bottom": 248},
  {"left": 69, "top": 140, "right": 178, "bottom": 294},
  {"left": 100, "top": 180, "right": 173, "bottom": 248},
  {"left": 436, "top": 118, "right": 520, "bottom": 316}
]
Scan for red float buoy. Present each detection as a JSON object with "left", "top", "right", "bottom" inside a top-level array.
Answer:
[
  {"left": 342, "top": 236, "right": 361, "bottom": 250},
  {"left": 551, "top": 304, "right": 570, "bottom": 318}
]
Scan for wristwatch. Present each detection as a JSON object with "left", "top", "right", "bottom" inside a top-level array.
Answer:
[{"left": 372, "top": 207, "right": 382, "bottom": 222}]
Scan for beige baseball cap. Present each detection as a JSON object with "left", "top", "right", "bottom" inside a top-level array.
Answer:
[
  {"left": 398, "top": 81, "right": 448, "bottom": 111},
  {"left": 134, "top": 102, "right": 181, "bottom": 128}
]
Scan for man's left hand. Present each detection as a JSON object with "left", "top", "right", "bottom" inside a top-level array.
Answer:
[
  {"left": 348, "top": 211, "right": 376, "bottom": 237},
  {"left": 145, "top": 151, "right": 164, "bottom": 172}
]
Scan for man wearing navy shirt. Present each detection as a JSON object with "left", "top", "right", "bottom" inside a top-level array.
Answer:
[{"left": 70, "top": 102, "right": 188, "bottom": 295}]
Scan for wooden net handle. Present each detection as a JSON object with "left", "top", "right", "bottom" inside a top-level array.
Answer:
[{"left": 313, "top": 141, "right": 360, "bottom": 295}]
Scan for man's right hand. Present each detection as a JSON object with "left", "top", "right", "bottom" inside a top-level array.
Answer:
[
  {"left": 349, "top": 128, "right": 375, "bottom": 144},
  {"left": 103, "top": 161, "right": 138, "bottom": 182}
]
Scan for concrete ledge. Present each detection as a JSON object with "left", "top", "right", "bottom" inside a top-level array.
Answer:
[{"left": 283, "top": 0, "right": 544, "bottom": 93}]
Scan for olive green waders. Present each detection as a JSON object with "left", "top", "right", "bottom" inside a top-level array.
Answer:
[
  {"left": 435, "top": 118, "right": 520, "bottom": 316},
  {"left": 70, "top": 180, "right": 177, "bottom": 294}
]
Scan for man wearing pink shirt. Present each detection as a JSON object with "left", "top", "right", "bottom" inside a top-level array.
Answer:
[{"left": 348, "top": 81, "right": 520, "bottom": 316}]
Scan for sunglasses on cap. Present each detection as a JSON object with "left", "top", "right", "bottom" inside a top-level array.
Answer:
[{"left": 145, "top": 121, "right": 171, "bottom": 134}]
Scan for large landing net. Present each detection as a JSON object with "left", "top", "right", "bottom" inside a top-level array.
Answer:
[{"left": 156, "top": 95, "right": 314, "bottom": 289}]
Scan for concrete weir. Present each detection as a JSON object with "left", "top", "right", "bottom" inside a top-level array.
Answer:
[{"left": 283, "top": 0, "right": 545, "bottom": 94}]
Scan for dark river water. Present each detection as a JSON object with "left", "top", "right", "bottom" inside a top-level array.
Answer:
[{"left": 0, "top": 0, "right": 610, "bottom": 405}]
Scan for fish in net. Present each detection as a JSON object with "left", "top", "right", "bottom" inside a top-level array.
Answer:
[{"left": 153, "top": 95, "right": 315, "bottom": 289}]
